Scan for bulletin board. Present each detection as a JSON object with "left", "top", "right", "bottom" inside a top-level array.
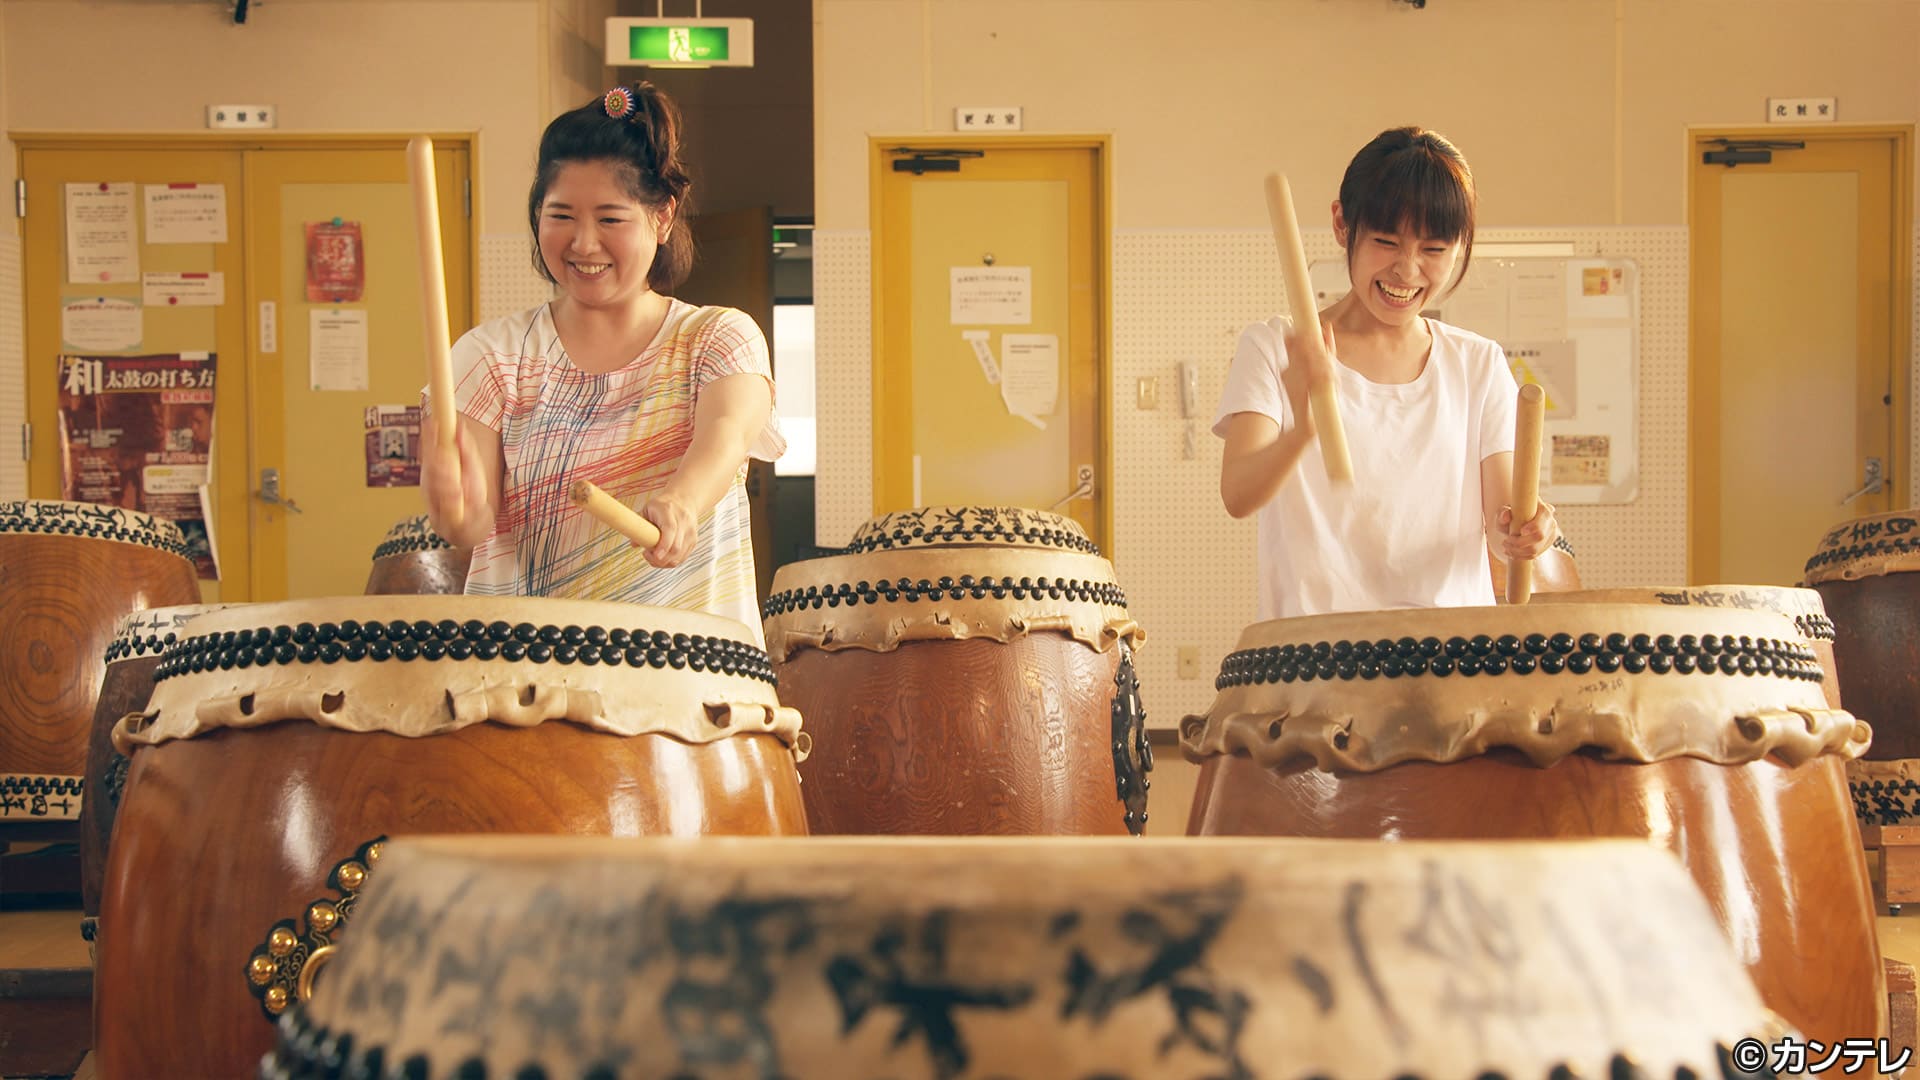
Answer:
[{"left": 1309, "top": 256, "right": 1640, "bottom": 504}]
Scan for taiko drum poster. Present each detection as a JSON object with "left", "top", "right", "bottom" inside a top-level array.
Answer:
[{"left": 56, "top": 352, "right": 218, "bottom": 578}]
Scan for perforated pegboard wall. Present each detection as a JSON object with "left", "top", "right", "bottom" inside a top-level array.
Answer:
[
  {"left": 1911, "top": 224, "right": 1919, "bottom": 509},
  {"left": 478, "top": 234, "right": 553, "bottom": 324},
  {"left": 0, "top": 233, "right": 23, "bottom": 501},
  {"left": 814, "top": 229, "right": 873, "bottom": 544}
]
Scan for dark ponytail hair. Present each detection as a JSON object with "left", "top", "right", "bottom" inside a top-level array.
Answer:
[
  {"left": 528, "top": 81, "right": 695, "bottom": 292},
  {"left": 1337, "top": 127, "right": 1477, "bottom": 296}
]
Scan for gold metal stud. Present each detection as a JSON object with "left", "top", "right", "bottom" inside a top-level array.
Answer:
[
  {"left": 336, "top": 862, "right": 366, "bottom": 890},
  {"left": 307, "top": 902, "right": 338, "bottom": 933},
  {"left": 268, "top": 927, "right": 298, "bottom": 957},
  {"left": 264, "top": 985, "right": 289, "bottom": 1013},
  {"left": 365, "top": 842, "right": 384, "bottom": 864},
  {"left": 248, "top": 955, "right": 277, "bottom": 985}
]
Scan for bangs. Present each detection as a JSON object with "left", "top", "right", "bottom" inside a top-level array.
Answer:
[{"left": 1343, "top": 152, "right": 1473, "bottom": 244}]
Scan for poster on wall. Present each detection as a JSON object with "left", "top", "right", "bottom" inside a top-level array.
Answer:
[
  {"left": 143, "top": 183, "right": 229, "bottom": 244},
  {"left": 305, "top": 220, "right": 365, "bottom": 302},
  {"left": 56, "top": 352, "right": 219, "bottom": 578},
  {"left": 364, "top": 405, "right": 422, "bottom": 487},
  {"left": 64, "top": 183, "right": 140, "bottom": 283}
]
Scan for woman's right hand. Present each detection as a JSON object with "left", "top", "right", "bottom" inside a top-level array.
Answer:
[
  {"left": 1280, "top": 321, "right": 1337, "bottom": 435},
  {"left": 421, "top": 414, "right": 494, "bottom": 544}
]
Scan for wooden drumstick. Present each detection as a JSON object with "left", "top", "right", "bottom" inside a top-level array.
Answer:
[
  {"left": 1507, "top": 383, "right": 1547, "bottom": 605},
  {"left": 409, "top": 136, "right": 463, "bottom": 527},
  {"left": 569, "top": 480, "right": 662, "bottom": 551},
  {"left": 1263, "top": 173, "right": 1354, "bottom": 485}
]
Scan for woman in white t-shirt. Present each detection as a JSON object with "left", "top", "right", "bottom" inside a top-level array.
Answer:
[{"left": 1216, "top": 127, "right": 1559, "bottom": 619}]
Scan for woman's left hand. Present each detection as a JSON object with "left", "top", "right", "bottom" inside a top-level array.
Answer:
[
  {"left": 1497, "top": 499, "right": 1559, "bottom": 561},
  {"left": 639, "top": 491, "right": 697, "bottom": 568}
]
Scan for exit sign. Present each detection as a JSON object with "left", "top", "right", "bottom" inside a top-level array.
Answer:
[{"left": 605, "top": 17, "right": 754, "bottom": 68}]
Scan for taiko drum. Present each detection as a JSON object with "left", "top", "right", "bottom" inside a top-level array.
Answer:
[
  {"left": 1182, "top": 602, "right": 1881, "bottom": 1047},
  {"left": 0, "top": 500, "right": 199, "bottom": 827},
  {"left": 95, "top": 595, "right": 808, "bottom": 1080},
  {"left": 764, "top": 508, "right": 1150, "bottom": 836}
]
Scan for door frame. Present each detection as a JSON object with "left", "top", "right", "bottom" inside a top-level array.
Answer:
[
  {"left": 11, "top": 132, "right": 480, "bottom": 601},
  {"left": 1685, "top": 123, "right": 1913, "bottom": 583},
  {"left": 867, "top": 133, "right": 1114, "bottom": 553}
]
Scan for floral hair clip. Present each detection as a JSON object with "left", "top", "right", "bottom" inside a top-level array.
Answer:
[{"left": 603, "top": 86, "right": 639, "bottom": 121}]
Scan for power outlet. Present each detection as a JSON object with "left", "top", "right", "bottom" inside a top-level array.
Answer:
[
  {"left": 1136, "top": 377, "right": 1159, "bottom": 410},
  {"left": 1177, "top": 645, "right": 1201, "bottom": 680},
  {"left": 207, "top": 104, "right": 276, "bottom": 130}
]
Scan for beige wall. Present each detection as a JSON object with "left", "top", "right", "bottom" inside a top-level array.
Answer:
[
  {"left": 2, "top": 0, "right": 546, "bottom": 233},
  {"left": 817, "top": 0, "right": 1920, "bottom": 229}
]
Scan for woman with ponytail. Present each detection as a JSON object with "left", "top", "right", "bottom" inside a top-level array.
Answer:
[{"left": 421, "top": 83, "right": 782, "bottom": 642}]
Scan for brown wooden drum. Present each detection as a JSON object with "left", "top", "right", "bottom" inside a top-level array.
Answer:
[
  {"left": 364, "top": 514, "right": 470, "bottom": 595},
  {"left": 0, "top": 499, "right": 199, "bottom": 827},
  {"left": 1535, "top": 584, "right": 1841, "bottom": 708},
  {"left": 1182, "top": 603, "right": 1880, "bottom": 1048},
  {"left": 1807, "top": 510, "right": 1920, "bottom": 758},
  {"left": 95, "top": 595, "right": 808, "bottom": 1080},
  {"left": 764, "top": 507, "right": 1149, "bottom": 836},
  {"left": 78, "top": 603, "right": 231, "bottom": 945},
  {"left": 260, "top": 834, "right": 1792, "bottom": 1080}
]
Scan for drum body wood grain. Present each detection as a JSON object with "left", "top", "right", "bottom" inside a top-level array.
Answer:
[
  {"left": 780, "top": 635, "right": 1123, "bottom": 834},
  {"left": 1821, "top": 571, "right": 1920, "bottom": 757},
  {"left": 1182, "top": 603, "right": 1880, "bottom": 1049},
  {"left": 764, "top": 507, "right": 1149, "bottom": 837},
  {"left": 93, "top": 596, "right": 807, "bottom": 1080},
  {"left": 0, "top": 501, "right": 198, "bottom": 826},
  {"left": 1190, "top": 750, "right": 1876, "bottom": 1047}
]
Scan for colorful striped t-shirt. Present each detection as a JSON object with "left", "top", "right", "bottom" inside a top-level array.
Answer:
[{"left": 435, "top": 300, "right": 782, "bottom": 644}]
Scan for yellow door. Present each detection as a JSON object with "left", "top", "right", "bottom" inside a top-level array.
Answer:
[
  {"left": 19, "top": 144, "right": 251, "bottom": 602},
  {"left": 1689, "top": 129, "right": 1910, "bottom": 584},
  {"left": 245, "top": 143, "right": 472, "bottom": 599},
  {"left": 871, "top": 138, "right": 1111, "bottom": 551}
]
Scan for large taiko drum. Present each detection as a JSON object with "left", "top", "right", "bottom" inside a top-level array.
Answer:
[
  {"left": 364, "top": 514, "right": 470, "bottom": 595},
  {"left": 1805, "top": 510, "right": 1920, "bottom": 830},
  {"left": 0, "top": 499, "right": 199, "bottom": 827},
  {"left": 1182, "top": 604, "right": 1880, "bottom": 1048},
  {"left": 95, "top": 596, "right": 808, "bottom": 1080},
  {"left": 1535, "top": 584, "right": 1841, "bottom": 708},
  {"left": 77, "top": 603, "right": 232, "bottom": 945},
  {"left": 764, "top": 507, "right": 1149, "bottom": 836},
  {"left": 259, "top": 834, "right": 1792, "bottom": 1080}
]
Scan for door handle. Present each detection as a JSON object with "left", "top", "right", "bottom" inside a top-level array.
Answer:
[
  {"left": 256, "top": 467, "right": 303, "bottom": 514},
  {"left": 1841, "top": 457, "right": 1885, "bottom": 506},
  {"left": 1050, "top": 464, "right": 1095, "bottom": 511}
]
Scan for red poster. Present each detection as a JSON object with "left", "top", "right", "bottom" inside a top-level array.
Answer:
[
  {"left": 364, "top": 405, "right": 422, "bottom": 487},
  {"left": 56, "top": 353, "right": 219, "bottom": 578},
  {"left": 306, "top": 220, "right": 365, "bottom": 302}
]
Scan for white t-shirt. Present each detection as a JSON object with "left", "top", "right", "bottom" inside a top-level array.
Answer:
[{"left": 1214, "top": 316, "right": 1518, "bottom": 619}]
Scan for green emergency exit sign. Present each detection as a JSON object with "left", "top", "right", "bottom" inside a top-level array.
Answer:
[{"left": 605, "top": 17, "right": 755, "bottom": 68}]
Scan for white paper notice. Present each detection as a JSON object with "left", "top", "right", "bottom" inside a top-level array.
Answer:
[
  {"left": 961, "top": 330, "right": 1000, "bottom": 384},
  {"left": 999, "top": 333, "right": 1059, "bottom": 428},
  {"left": 144, "top": 184, "right": 229, "bottom": 244},
  {"left": 310, "top": 309, "right": 370, "bottom": 391},
  {"left": 1508, "top": 263, "right": 1568, "bottom": 341},
  {"left": 61, "top": 297, "right": 142, "bottom": 351},
  {"left": 950, "top": 267, "right": 1031, "bottom": 325},
  {"left": 142, "top": 272, "right": 225, "bottom": 308},
  {"left": 65, "top": 183, "right": 140, "bottom": 283}
]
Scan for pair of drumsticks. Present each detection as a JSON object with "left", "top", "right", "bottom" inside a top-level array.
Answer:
[
  {"left": 407, "top": 138, "right": 662, "bottom": 552},
  {"left": 1262, "top": 174, "right": 1546, "bottom": 604}
]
